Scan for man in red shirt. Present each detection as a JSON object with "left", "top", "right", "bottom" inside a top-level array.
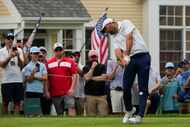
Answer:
[{"left": 47, "top": 43, "right": 77, "bottom": 116}]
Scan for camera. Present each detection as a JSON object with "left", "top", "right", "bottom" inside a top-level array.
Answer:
[{"left": 10, "top": 60, "right": 16, "bottom": 66}]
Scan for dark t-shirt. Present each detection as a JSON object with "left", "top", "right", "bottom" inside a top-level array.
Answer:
[{"left": 83, "top": 62, "right": 106, "bottom": 96}]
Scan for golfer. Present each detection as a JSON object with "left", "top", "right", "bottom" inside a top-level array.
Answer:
[{"left": 102, "top": 18, "right": 151, "bottom": 124}]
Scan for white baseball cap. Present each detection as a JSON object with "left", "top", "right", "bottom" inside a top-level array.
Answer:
[
  {"left": 165, "top": 62, "right": 175, "bottom": 68},
  {"left": 30, "top": 46, "right": 40, "bottom": 53},
  {"left": 53, "top": 42, "right": 63, "bottom": 50},
  {"left": 101, "top": 18, "right": 113, "bottom": 31}
]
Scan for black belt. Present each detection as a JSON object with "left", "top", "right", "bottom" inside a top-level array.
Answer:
[
  {"left": 113, "top": 87, "right": 123, "bottom": 91},
  {"left": 131, "top": 52, "right": 149, "bottom": 59}
]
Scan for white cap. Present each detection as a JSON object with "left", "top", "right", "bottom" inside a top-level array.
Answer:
[
  {"left": 165, "top": 62, "right": 175, "bottom": 68},
  {"left": 53, "top": 42, "right": 63, "bottom": 50},
  {"left": 39, "top": 46, "right": 47, "bottom": 53},
  {"left": 88, "top": 50, "right": 98, "bottom": 57},
  {"left": 30, "top": 46, "right": 40, "bottom": 53},
  {"left": 101, "top": 18, "right": 113, "bottom": 30}
]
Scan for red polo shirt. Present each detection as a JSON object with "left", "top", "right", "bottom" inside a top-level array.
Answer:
[{"left": 47, "top": 56, "right": 77, "bottom": 96}]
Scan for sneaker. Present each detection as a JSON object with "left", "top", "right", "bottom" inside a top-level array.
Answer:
[
  {"left": 122, "top": 107, "right": 136, "bottom": 123},
  {"left": 128, "top": 115, "right": 142, "bottom": 124}
]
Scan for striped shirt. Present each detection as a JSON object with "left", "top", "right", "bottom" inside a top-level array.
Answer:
[
  {"left": 47, "top": 56, "right": 77, "bottom": 96},
  {"left": 106, "top": 59, "right": 124, "bottom": 89}
]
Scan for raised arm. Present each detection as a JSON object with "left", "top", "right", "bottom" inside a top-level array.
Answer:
[
  {"left": 0, "top": 50, "right": 17, "bottom": 68},
  {"left": 83, "top": 62, "right": 97, "bottom": 81}
]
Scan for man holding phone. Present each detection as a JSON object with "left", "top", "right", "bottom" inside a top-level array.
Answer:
[
  {"left": 0, "top": 32, "right": 24, "bottom": 114},
  {"left": 22, "top": 47, "right": 48, "bottom": 114}
]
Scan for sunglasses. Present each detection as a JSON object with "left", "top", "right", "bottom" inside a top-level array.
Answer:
[
  {"left": 54, "top": 47, "right": 63, "bottom": 52},
  {"left": 166, "top": 67, "right": 174, "bottom": 69},
  {"left": 40, "top": 49, "right": 47, "bottom": 53},
  {"left": 6, "top": 36, "right": 14, "bottom": 40},
  {"left": 32, "top": 52, "right": 39, "bottom": 55}
]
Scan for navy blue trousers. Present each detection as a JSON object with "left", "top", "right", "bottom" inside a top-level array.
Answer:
[{"left": 123, "top": 53, "right": 150, "bottom": 117}]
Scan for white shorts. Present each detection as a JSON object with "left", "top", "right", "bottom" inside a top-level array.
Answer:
[{"left": 110, "top": 90, "right": 125, "bottom": 113}]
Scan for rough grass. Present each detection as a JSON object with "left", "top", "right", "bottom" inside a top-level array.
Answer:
[{"left": 0, "top": 116, "right": 190, "bottom": 127}]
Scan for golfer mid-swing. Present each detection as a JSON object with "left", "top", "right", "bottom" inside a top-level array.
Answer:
[{"left": 102, "top": 18, "right": 151, "bottom": 124}]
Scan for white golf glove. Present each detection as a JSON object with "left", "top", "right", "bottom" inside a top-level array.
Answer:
[{"left": 124, "top": 55, "right": 130, "bottom": 64}]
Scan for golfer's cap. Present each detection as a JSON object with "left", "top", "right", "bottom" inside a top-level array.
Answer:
[
  {"left": 53, "top": 42, "right": 63, "bottom": 50},
  {"left": 101, "top": 18, "right": 113, "bottom": 31},
  {"left": 165, "top": 62, "right": 175, "bottom": 68},
  {"left": 88, "top": 50, "right": 98, "bottom": 57},
  {"left": 30, "top": 46, "right": 40, "bottom": 53}
]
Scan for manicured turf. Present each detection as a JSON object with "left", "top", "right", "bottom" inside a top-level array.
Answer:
[{"left": 0, "top": 116, "right": 190, "bottom": 127}]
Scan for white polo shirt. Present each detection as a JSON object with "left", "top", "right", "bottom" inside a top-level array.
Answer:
[
  {"left": 112, "top": 20, "right": 148, "bottom": 56},
  {"left": 0, "top": 47, "right": 24, "bottom": 83}
]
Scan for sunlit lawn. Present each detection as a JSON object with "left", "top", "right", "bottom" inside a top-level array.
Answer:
[{"left": 0, "top": 116, "right": 190, "bottom": 127}]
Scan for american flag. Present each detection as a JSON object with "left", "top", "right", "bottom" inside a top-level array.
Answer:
[{"left": 91, "top": 11, "right": 108, "bottom": 64}]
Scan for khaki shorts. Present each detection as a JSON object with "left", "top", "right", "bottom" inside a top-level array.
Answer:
[
  {"left": 110, "top": 90, "right": 125, "bottom": 113},
  {"left": 85, "top": 95, "right": 108, "bottom": 116}
]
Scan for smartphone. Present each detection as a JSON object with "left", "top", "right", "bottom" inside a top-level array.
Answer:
[{"left": 35, "top": 63, "right": 40, "bottom": 72}]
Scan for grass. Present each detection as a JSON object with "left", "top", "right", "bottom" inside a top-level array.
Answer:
[{"left": 0, "top": 116, "right": 190, "bottom": 127}]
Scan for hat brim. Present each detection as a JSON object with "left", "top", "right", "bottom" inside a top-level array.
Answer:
[
  {"left": 30, "top": 51, "right": 40, "bottom": 53},
  {"left": 54, "top": 46, "right": 63, "bottom": 50}
]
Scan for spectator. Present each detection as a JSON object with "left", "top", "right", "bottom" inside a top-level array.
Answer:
[
  {"left": 0, "top": 32, "right": 24, "bottom": 114},
  {"left": 107, "top": 59, "right": 125, "bottom": 114},
  {"left": 178, "top": 75, "right": 190, "bottom": 102},
  {"left": 38, "top": 47, "right": 52, "bottom": 115},
  {"left": 72, "top": 52, "right": 86, "bottom": 116},
  {"left": 177, "top": 61, "right": 190, "bottom": 102},
  {"left": 180, "top": 59, "right": 190, "bottom": 72},
  {"left": 175, "top": 62, "right": 184, "bottom": 78},
  {"left": 161, "top": 62, "right": 180, "bottom": 113},
  {"left": 146, "top": 67, "right": 161, "bottom": 114},
  {"left": 83, "top": 50, "right": 109, "bottom": 116},
  {"left": 22, "top": 47, "right": 48, "bottom": 114},
  {"left": 175, "top": 62, "right": 184, "bottom": 86},
  {"left": 175, "top": 60, "right": 190, "bottom": 90},
  {"left": 47, "top": 43, "right": 77, "bottom": 116}
]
